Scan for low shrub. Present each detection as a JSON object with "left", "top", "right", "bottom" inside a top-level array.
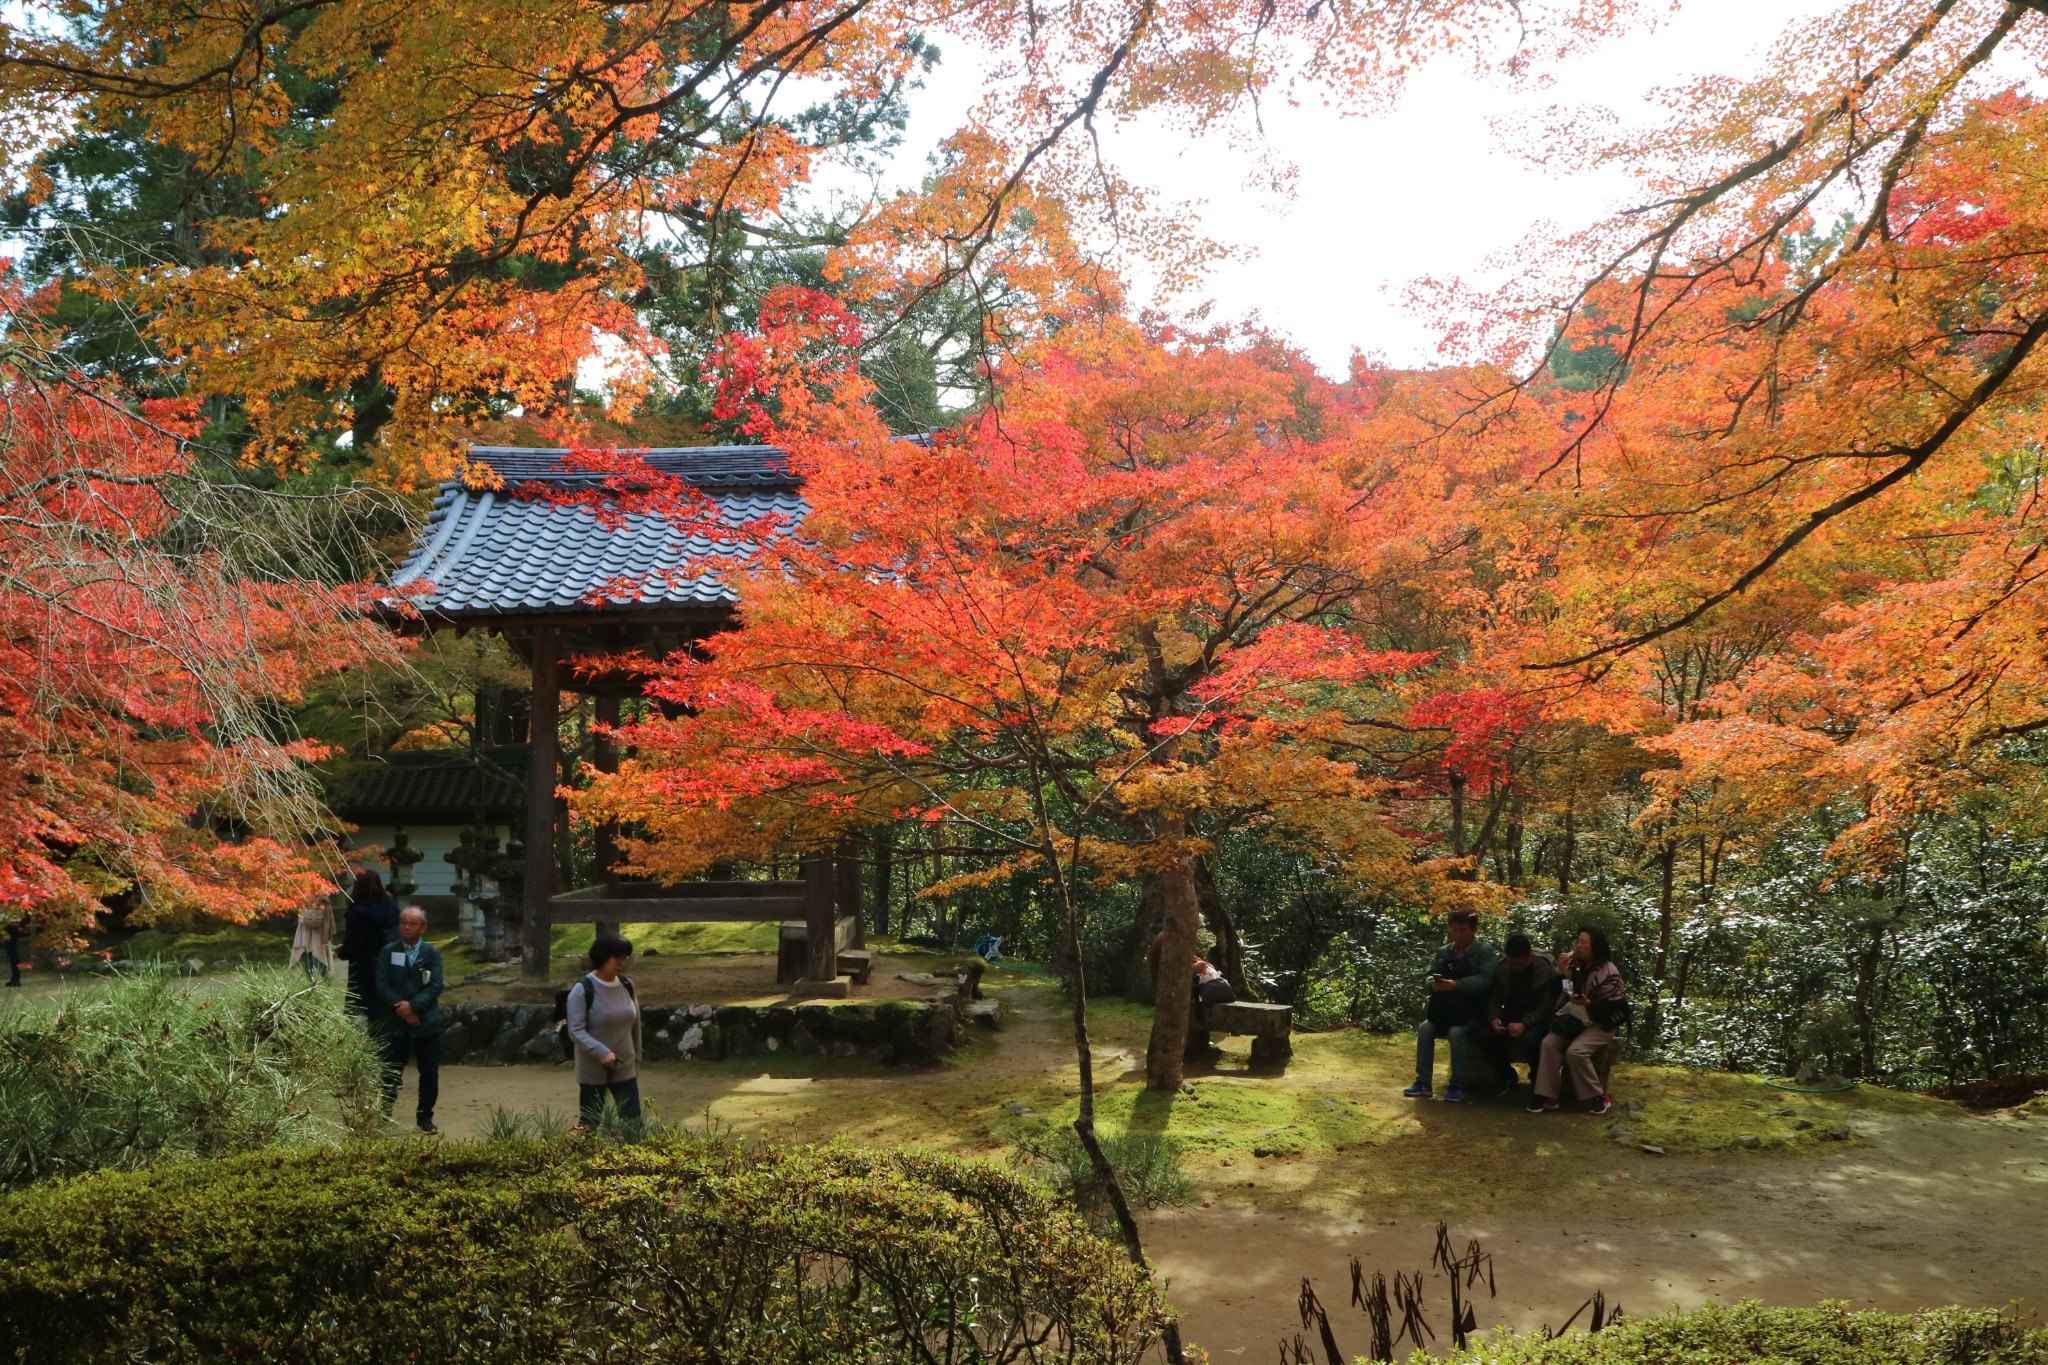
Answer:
[
  {"left": 1015, "top": 1126, "right": 1192, "bottom": 1225},
  {"left": 0, "top": 1133, "right": 1169, "bottom": 1364},
  {"left": 1432, "top": 1301, "right": 2047, "bottom": 1364},
  {"left": 0, "top": 970, "right": 383, "bottom": 1187}
]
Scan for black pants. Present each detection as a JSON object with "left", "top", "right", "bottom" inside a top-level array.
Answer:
[
  {"left": 579, "top": 1078, "right": 642, "bottom": 1127},
  {"left": 6, "top": 931, "right": 25, "bottom": 986},
  {"left": 381, "top": 1031, "right": 442, "bottom": 1122},
  {"left": 1476, "top": 1021, "right": 1547, "bottom": 1084},
  {"left": 344, "top": 961, "right": 375, "bottom": 1016}
]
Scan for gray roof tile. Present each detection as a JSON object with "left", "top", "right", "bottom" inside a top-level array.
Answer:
[{"left": 390, "top": 445, "right": 806, "bottom": 618}]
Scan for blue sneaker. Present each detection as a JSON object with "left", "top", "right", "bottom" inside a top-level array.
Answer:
[
  {"left": 1444, "top": 1087, "right": 1466, "bottom": 1103},
  {"left": 1401, "top": 1082, "right": 1432, "bottom": 1098}
]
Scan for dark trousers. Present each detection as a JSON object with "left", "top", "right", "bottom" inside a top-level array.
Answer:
[
  {"left": 344, "top": 961, "right": 375, "bottom": 1016},
  {"left": 1476, "top": 1021, "right": 1548, "bottom": 1084},
  {"left": 579, "top": 1078, "right": 642, "bottom": 1127},
  {"left": 381, "top": 1031, "right": 442, "bottom": 1122},
  {"left": 6, "top": 932, "right": 25, "bottom": 986}
]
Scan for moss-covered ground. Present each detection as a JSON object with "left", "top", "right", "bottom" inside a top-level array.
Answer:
[{"left": 533, "top": 979, "right": 1957, "bottom": 1219}]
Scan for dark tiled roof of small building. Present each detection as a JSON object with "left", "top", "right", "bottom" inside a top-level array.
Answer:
[
  {"left": 391, "top": 446, "right": 805, "bottom": 619},
  {"left": 328, "top": 748, "right": 528, "bottom": 822}
]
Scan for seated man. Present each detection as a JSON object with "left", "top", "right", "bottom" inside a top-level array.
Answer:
[
  {"left": 1404, "top": 910, "right": 1500, "bottom": 1103},
  {"left": 1476, "top": 932, "right": 1560, "bottom": 1098}
]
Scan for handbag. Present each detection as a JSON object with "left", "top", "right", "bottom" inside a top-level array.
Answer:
[{"left": 1551, "top": 1000, "right": 1591, "bottom": 1041}]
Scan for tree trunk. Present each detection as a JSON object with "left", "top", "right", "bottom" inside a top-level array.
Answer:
[
  {"left": 871, "top": 834, "right": 892, "bottom": 938},
  {"left": 1118, "top": 872, "right": 1169, "bottom": 1003},
  {"left": 1144, "top": 851, "right": 1203, "bottom": 1092},
  {"left": 1642, "top": 841, "right": 1676, "bottom": 1048},
  {"left": 1557, "top": 799, "right": 1576, "bottom": 899},
  {"left": 1193, "top": 854, "right": 1250, "bottom": 997},
  {"left": 1046, "top": 866, "right": 1185, "bottom": 1365},
  {"left": 1448, "top": 771, "right": 1467, "bottom": 858}
]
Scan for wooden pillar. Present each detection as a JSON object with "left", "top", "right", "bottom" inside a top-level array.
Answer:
[
  {"left": 592, "top": 692, "right": 621, "bottom": 941},
  {"left": 802, "top": 852, "right": 836, "bottom": 982},
  {"left": 836, "top": 843, "right": 864, "bottom": 949},
  {"left": 521, "top": 626, "right": 560, "bottom": 980}
]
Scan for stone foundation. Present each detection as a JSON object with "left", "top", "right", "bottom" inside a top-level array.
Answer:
[{"left": 436, "top": 993, "right": 1000, "bottom": 1068}]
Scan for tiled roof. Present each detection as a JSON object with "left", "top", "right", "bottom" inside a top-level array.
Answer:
[
  {"left": 328, "top": 748, "right": 528, "bottom": 822},
  {"left": 391, "top": 445, "right": 805, "bottom": 618}
]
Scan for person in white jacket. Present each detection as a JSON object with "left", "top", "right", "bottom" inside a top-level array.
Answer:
[{"left": 566, "top": 933, "right": 644, "bottom": 1127}]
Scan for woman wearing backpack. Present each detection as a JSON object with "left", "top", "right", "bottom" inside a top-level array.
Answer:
[
  {"left": 1528, "top": 927, "right": 1627, "bottom": 1116},
  {"left": 566, "top": 933, "right": 643, "bottom": 1128}
]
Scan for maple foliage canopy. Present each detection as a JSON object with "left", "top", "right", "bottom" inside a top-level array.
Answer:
[
  {"left": 0, "top": 277, "right": 387, "bottom": 942},
  {"left": 0, "top": 0, "right": 1628, "bottom": 480}
]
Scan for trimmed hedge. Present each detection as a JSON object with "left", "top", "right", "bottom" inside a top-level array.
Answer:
[
  {"left": 0, "top": 1134, "right": 1168, "bottom": 1364},
  {"left": 1436, "top": 1301, "right": 2048, "bottom": 1365}
]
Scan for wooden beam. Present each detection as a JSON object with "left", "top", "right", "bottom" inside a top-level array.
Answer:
[
  {"left": 521, "top": 625, "right": 560, "bottom": 980},
  {"left": 592, "top": 692, "right": 621, "bottom": 939},
  {"left": 836, "top": 844, "right": 864, "bottom": 949},
  {"left": 555, "top": 881, "right": 804, "bottom": 900},
  {"left": 803, "top": 853, "right": 836, "bottom": 982},
  {"left": 547, "top": 897, "right": 803, "bottom": 924}
]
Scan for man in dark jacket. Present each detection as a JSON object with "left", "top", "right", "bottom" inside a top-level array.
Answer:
[
  {"left": 374, "top": 905, "right": 447, "bottom": 1134},
  {"left": 1478, "top": 932, "right": 1561, "bottom": 1098},
  {"left": 1404, "top": 911, "right": 1501, "bottom": 1103}
]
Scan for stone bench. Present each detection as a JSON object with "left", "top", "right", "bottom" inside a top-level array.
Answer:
[
  {"left": 1466, "top": 1035, "right": 1620, "bottom": 1100},
  {"left": 1193, "top": 1000, "right": 1293, "bottom": 1069}
]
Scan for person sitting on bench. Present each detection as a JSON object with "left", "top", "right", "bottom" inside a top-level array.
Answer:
[
  {"left": 1477, "top": 932, "right": 1560, "bottom": 1099},
  {"left": 1404, "top": 911, "right": 1500, "bottom": 1103},
  {"left": 1530, "top": 926, "right": 1628, "bottom": 1117}
]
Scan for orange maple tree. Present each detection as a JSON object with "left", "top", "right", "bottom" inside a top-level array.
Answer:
[
  {"left": 565, "top": 298, "right": 1474, "bottom": 1087},
  {"left": 0, "top": 278, "right": 388, "bottom": 944}
]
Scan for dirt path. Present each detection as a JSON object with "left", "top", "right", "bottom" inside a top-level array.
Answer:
[
  {"left": 1145, "top": 1104, "right": 2048, "bottom": 1355},
  {"left": 409, "top": 979, "right": 2047, "bottom": 1357}
]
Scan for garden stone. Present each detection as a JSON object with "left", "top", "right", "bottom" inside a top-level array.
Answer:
[
  {"left": 790, "top": 1024, "right": 822, "bottom": 1056},
  {"left": 963, "top": 997, "right": 1003, "bottom": 1029},
  {"left": 725, "top": 1022, "right": 757, "bottom": 1057},
  {"left": 1772, "top": 1106, "right": 1798, "bottom": 1116},
  {"left": 1738, "top": 1133, "right": 1762, "bottom": 1149},
  {"left": 492, "top": 1005, "right": 547, "bottom": 1062},
  {"left": 1825, "top": 1124, "right": 1853, "bottom": 1140},
  {"left": 180, "top": 957, "right": 205, "bottom": 976},
  {"left": 439, "top": 1022, "right": 470, "bottom": 1063},
  {"left": 1639, "top": 1144, "right": 1666, "bottom": 1156},
  {"left": 766, "top": 1034, "right": 782, "bottom": 1052},
  {"left": 1792, "top": 1118, "right": 1814, "bottom": 1131},
  {"left": 1609, "top": 1125, "right": 1634, "bottom": 1144},
  {"left": 676, "top": 1024, "right": 705, "bottom": 1058},
  {"left": 522, "top": 1029, "right": 561, "bottom": 1060},
  {"left": 830, "top": 1041, "right": 857, "bottom": 1058},
  {"left": 1002, "top": 1100, "right": 1036, "bottom": 1116},
  {"left": 688, "top": 1003, "right": 715, "bottom": 1018}
]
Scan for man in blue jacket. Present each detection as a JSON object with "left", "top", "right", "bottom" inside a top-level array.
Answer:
[
  {"left": 374, "top": 905, "right": 446, "bottom": 1134},
  {"left": 1403, "top": 910, "right": 1501, "bottom": 1103}
]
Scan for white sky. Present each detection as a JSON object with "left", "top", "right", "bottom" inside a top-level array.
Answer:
[{"left": 881, "top": 0, "right": 1840, "bottom": 371}]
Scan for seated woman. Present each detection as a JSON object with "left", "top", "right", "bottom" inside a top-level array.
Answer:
[{"left": 1528, "top": 927, "right": 1626, "bottom": 1117}]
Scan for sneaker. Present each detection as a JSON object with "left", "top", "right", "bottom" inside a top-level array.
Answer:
[
  {"left": 1443, "top": 1087, "right": 1466, "bottom": 1103},
  {"left": 1585, "top": 1094, "right": 1613, "bottom": 1116},
  {"left": 416, "top": 1119, "right": 440, "bottom": 1135},
  {"left": 1401, "top": 1082, "right": 1432, "bottom": 1098},
  {"left": 1492, "top": 1074, "right": 1517, "bottom": 1100},
  {"left": 1526, "top": 1096, "right": 1559, "bottom": 1113}
]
